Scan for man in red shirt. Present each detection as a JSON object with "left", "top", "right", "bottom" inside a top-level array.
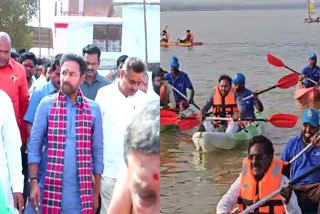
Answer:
[{"left": 0, "top": 32, "right": 29, "bottom": 201}]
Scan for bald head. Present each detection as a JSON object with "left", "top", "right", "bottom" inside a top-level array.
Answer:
[
  {"left": 0, "top": 32, "right": 11, "bottom": 46},
  {"left": 0, "top": 32, "right": 12, "bottom": 68}
]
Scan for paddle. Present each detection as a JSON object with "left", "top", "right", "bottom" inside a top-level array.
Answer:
[
  {"left": 239, "top": 162, "right": 320, "bottom": 214},
  {"left": 160, "top": 109, "right": 179, "bottom": 125},
  {"left": 177, "top": 113, "right": 298, "bottom": 130},
  {"left": 160, "top": 25, "right": 168, "bottom": 36},
  {"left": 170, "top": 84, "right": 201, "bottom": 110},
  {"left": 206, "top": 113, "right": 297, "bottom": 128},
  {"left": 267, "top": 53, "right": 317, "bottom": 85},
  {"left": 242, "top": 73, "right": 299, "bottom": 101}
]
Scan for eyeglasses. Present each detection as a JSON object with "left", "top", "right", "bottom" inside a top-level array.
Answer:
[{"left": 248, "top": 154, "right": 271, "bottom": 161}]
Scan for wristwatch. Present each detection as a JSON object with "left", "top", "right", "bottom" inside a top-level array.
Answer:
[{"left": 29, "top": 177, "right": 39, "bottom": 183}]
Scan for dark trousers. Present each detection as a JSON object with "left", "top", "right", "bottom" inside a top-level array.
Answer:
[{"left": 21, "top": 144, "right": 29, "bottom": 204}]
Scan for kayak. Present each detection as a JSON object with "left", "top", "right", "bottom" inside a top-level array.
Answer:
[
  {"left": 192, "top": 112, "right": 265, "bottom": 152},
  {"left": 294, "top": 86, "right": 320, "bottom": 101},
  {"left": 160, "top": 104, "right": 200, "bottom": 132},
  {"left": 294, "top": 86, "right": 320, "bottom": 109},
  {"left": 160, "top": 41, "right": 203, "bottom": 47},
  {"left": 160, "top": 124, "right": 176, "bottom": 132}
]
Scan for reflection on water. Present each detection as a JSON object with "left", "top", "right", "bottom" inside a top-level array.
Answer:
[{"left": 160, "top": 9, "right": 320, "bottom": 214}]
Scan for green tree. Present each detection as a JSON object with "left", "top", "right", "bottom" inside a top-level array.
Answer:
[{"left": 0, "top": 0, "right": 38, "bottom": 50}]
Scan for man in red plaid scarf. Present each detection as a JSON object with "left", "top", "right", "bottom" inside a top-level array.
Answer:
[{"left": 25, "top": 53, "right": 104, "bottom": 214}]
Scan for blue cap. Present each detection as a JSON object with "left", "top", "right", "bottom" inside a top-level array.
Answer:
[
  {"left": 233, "top": 73, "right": 246, "bottom": 84},
  {"left": 309, "top": 53, "right": 317, "bottom": 59},
  {"left": 302, "top": 108, "right": 319, "bottom": 127},
  {"left": 169, "top": 56, "right": 179, "bottom": 68}
]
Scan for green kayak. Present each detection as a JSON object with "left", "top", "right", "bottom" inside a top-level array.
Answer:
[{"left": 192, "top": 112, "right": 265, "bottom": 152}]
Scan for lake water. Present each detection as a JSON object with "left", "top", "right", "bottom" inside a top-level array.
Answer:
[{"left": 160, "top": 9, "right": 320, "bottom": 214}]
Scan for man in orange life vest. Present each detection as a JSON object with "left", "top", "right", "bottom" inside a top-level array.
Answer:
[
  {"left": 160, "top": 30, "right": 169, "bottom": 43},
  {"left": 197, "top": 75, "right": 240, "bottom": 133},
  {"left": 178, "top": 30, "right": 193, "bottom": 43},
  {"left": 216, "top": 135, "right": 301, "bottom": 214}
]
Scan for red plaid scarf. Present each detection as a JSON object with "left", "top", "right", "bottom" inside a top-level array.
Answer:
[{"left": 42, "top": 91, "right": 93, "bottom": 214}]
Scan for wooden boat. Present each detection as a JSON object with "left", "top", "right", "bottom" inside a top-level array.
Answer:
[
  {"left": 192, "top": 112, "right": 265, "bottom": 152},
  {"left": 160, "top": 41, "right": 203, "bottom": 47}
]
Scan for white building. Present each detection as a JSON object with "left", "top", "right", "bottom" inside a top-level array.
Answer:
[{"left": 52, "top": 0, "right": 160, "bottom": 67}]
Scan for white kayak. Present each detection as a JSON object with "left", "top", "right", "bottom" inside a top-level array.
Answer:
[{"left": 192, "top": 112, "right": 265, "bottom": 152}]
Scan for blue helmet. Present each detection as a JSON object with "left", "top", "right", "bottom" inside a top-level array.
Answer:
[
  {"left": 169, "top": 56, "right": 179, "bottom": 68},
  {"left": 233, "top": 73, "right": 246, "bottom": 84},
  {"left": 309, "top": 53, "right": 317, "bottom": 60}
]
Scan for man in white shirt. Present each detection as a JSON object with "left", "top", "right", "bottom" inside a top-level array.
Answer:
[
  {"left": 0, "top": 89, "right": 24, "bottom": 213},
  {"left": 95, "top": 57, "right": 147, "bottom": 214},
  {"left": 216, "top": 135, "right": 301, "bottom": 214}
]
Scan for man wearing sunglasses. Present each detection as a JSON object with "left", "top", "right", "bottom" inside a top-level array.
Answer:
[{"left": 217, "top": 135, "right": 301, "bottom": 214}]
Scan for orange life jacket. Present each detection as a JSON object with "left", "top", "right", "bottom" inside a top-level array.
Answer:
[
  {"left": 237, "top": 158, "right": 286, "bottom": 214},
  {"left": 212, "top": 86, "right": 238, "bottom": 117},
  {"left": 160, "top": 84, "right": 167, "bottom": 103}
]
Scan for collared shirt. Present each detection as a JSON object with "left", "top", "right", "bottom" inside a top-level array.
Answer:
[
  {"left": 0, "top": 58, "right": 29, "bottom": 142},
  {"left": 80, "top": 72, "right": 111, "bottom": 100},
  {"left": 281, "top": 134, "right": 320, "bottom": 185},
  {"left": 28, "top": 75, "right": 37, "bottom": 99},
  {"left": 301, "top": 65, "right": 320, "bottom": 88},
  {"left": 28, "top": 93, "right": 103, "bottom": 213},
  {"left": 235, "top": 88, "right": 257, "bottom": 119},
  {"left": 24, "top": 80, "right": 58, "bottom": 124},
  {"left": 164, "top": 71, "right": 193, "bottom": 102},
  {"left": 216, "top": 175, "right": 301, "bottom": 214},
  {"left": 34, "top": 74, "right": 47, "bottom": 90},
  {"left": 95, "top": 83, "right": 147, "bottom": 178},
  {"left": 0, "top": 90, "right": 24, "bottom": 210}
]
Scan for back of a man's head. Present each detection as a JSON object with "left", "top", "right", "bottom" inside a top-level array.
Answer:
[{"left": 124, "top": 100, "right": 160, "bottom": 164}]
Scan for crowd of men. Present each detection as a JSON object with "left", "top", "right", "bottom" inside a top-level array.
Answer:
[{"left": 0, "top": 31, "right": 160, "bottom": 214}]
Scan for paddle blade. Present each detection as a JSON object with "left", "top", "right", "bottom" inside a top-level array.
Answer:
[
  {"left": 177, "top": 119, "right": 200, "bottom": 130},
  {"left": 160, "top": 110, "right": 179, "bottom": 125},
  {"left": 267, "top": 113, "right": 298, "bottom": 128},
  {"left": 267, "top": 53, "right": 285, "bottom": 68},
  {"left": 277, "top": 73, "right": 299, "bottom": 89}
]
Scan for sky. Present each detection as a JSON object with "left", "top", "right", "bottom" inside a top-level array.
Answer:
[{"left": 29, "top": 0, "right": 55, "bottom": 28}]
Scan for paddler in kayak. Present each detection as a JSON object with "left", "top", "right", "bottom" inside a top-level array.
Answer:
[
  {"left": 164, "top": 56, "right": 195, "bottom": 111},
  {"left": 160, "top": 68, "right": 176, "bottom": 109},
  {"left": 178, "top": 30, "right": 193, "bottom": 43},
  {"left": 197, "top": 75, "right": 240, "bottom": 133},
  {"left": 300, "top": 53, "right": 320, "bottom": 88},
  {"left": 281, "top": 109, "right": 320, "bottom": 213},
  {"left": 160, "top": 30, "right": 169, "bottom": 42},
  {"left": 216, "top": 135, "right": 302, "bottom": 213},
  {"left": 233, "top": 73, "right": 264, "bottom": 119}
]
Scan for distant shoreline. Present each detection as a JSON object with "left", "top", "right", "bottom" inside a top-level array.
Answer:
[{"left": 161, "top": 4, "right": 305, "bottom": 12}]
